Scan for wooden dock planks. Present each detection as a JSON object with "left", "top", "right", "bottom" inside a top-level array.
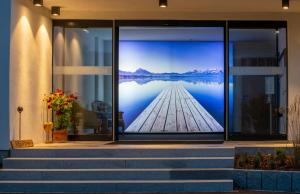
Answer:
[
  {"left": 152, "top": 88, "right": 172, "bottom": 132},
  {"left": 164, "top": 88, "right": 177, "bottom": 132},
  {"left": 125, "top": 89, "right": 168, "bottom": 132},
  {"left": 180, "top": 86, "right": 224, "bottom": 132},
  {"left": 125, "top": 84, "right": 223, "bottom": 133},
  {"left": 177, "top": 86, "right": 199, "bottom": 132},
  {"left": 178, "top": 85, "right": 212, "bottom": 132}
]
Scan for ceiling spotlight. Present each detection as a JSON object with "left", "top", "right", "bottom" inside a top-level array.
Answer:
[
  {"left": 33, "top": 0, "right": 43, "bottom": 7},
  {"left": 282, "top": 0, "right": 289, "bottom": 10},
  {"left": 83, "top": 29, "right": 89, "bottom": 33},
  {"left": 159, "top": 0, "right": 168, "bottom": 8},
  {"left": 51, "top": 6, "right": 61, "bottom": 16}
]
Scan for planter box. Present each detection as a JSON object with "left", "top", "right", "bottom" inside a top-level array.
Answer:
[
  {"left": 233, "top": 169, "right": 300, "bottom": 192},
  {"left": 235, "top": 147, "right": 294, "bottom": 156}
]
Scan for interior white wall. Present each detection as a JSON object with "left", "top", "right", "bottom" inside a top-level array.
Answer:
[
  {"left": 0, "top": 0, "right": 12, "bottom": 150},
  {"left": 9, "top": 0, "right": 52, "bottom": 147}
]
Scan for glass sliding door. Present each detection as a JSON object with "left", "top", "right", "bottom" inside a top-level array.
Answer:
[
  {"left": 116, "top": 21, "right": 225, "bottom": 140},
  {"left": 228, "top": 21, "right": 287, "bottom": 140},
  {"left": 53, "top": 21, "right": 113, "bottom": 140}
]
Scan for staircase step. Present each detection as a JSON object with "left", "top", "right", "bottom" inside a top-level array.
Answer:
[
  {"left": 0, "top": 168, "right": 233, "bottom": 180},
  {"left": 3, "top": 157, "right": 234, "bottom": 169},
  {"left": 10, "top": 147, "right": 234, "bottom": 158},
  {"left": 0, "top": 179, "right": 233, "bottom": 193}
]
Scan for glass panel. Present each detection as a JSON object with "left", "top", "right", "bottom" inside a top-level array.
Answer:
[
  {"left": 229, "top": 28, "right": 287, "bottom": 139},
  {"left": 53, "top": 26, "right": 113, "bottom": 139},
  {"left": 118, "top": 27, "right": 225, "bottom": 134}
]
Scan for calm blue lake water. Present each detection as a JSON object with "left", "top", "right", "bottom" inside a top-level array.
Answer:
[{"left": 119, "top": 77, "right": 224, "bottom": 132}]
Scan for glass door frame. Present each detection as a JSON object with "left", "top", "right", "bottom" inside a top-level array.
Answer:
[
  {"left": 52, "top": 20, "right": 114, "bottom": 141},
  {"left": 113, "top": 20, "right": 227, "bottom": 141},
  {"left": 227, "top": 20, "right": 288, "bottom": 140}
]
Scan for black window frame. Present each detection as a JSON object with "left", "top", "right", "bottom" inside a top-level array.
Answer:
[{"left": 114, "top": 20, "right": 227, "bottom": 142}]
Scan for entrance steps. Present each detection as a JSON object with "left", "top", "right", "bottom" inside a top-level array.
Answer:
[
  {"left": 9, "top": 146, "right": 234, "bottom": 157},
  {"left": 0, "top": 146, "right": 235, "bottom": 193},
  {"left": 3, "top": 157, "right": 233, "bottom": 169}
]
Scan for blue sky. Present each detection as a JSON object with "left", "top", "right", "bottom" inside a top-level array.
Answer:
[{"left": 119, "top": 41, "right": 224, "bottom": 73}]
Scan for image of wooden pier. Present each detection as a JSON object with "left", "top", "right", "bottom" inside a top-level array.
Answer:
[{"left": 125, "top": 84, "right": 224, "bottom": 133}]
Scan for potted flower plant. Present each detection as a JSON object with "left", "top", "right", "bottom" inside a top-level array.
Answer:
[{"left": 44, "top": 89, "right": 77, "bottom": 143}]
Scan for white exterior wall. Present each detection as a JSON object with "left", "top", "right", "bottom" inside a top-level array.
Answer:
[{"left": 6, "top": 0, "right": 52, "bottom": 150}]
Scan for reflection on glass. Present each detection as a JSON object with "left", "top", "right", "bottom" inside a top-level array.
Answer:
[
  {"left": 229, "top": 28, "right": 287, "bottom": 138},
  {"left": 53, "top": 26, "right": 112, "bottom": 138}
]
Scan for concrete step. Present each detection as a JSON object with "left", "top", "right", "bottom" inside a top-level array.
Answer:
[
  {"left": 0, "top": 179, "right": 233, "bottom": 193},
  {"left": 0, "top": 168, "right": 233, "bottom": 180},
  {"left": 10, "top": 147, "right": 234, "bottom": 158},
  {"left": 3, "top": 157, "right": 234, "bottom": 169}
]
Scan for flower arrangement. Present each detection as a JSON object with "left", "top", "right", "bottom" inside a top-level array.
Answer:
[
  {"left": 44, "top": 89, "right": 77, "bottom": 131},
  {"left": 235, "top": 149, "right": 297, "bottom": 170}
]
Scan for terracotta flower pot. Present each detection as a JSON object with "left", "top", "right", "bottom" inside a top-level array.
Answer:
[{"left": 53, "top": 129, "right": 68, "bottom": 143}]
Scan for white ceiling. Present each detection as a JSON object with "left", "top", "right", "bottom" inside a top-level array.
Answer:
[{"left": 43, "top": 0, "right": 300, "bottom": 13}]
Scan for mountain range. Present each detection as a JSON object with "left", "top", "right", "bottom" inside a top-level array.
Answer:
[{"left": 119, "top": 68, "right": 223, "bottom": 77}]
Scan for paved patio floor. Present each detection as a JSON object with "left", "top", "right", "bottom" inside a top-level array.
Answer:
[{"left": 28, "top": 140, "right": 292, "bottom": 149}]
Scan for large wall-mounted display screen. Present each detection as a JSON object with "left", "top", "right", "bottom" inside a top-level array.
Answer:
[{"left": 118, "top": 27, "right": 224, "bottom": 133}]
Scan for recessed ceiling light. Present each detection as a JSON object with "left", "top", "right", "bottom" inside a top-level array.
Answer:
[
  {"left": 159, "top": 0, "right": 168, "bottom": 8},
  {"left": 83, "top": 29, "right": 89, "bottom": 33},
  {"left": 51, "top": 6, "right": 61, "bottom": 16},
  {"left": 33, "top": 0, "right": 43, "bottom": 7},
  {"left": 68, "top": 22, "right": 75, "bottom": 26},
  {"left": 282, "top": 0, "right": 289, "bottom": 10}
]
